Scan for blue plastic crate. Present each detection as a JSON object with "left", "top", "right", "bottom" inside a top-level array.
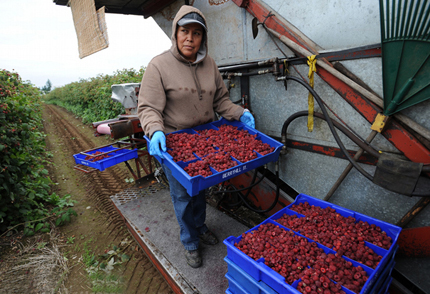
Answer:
[
  {"left": 144, "top": 118, "right": 283, "bottom": 196},
  {"left": 379, "top": 276, "right": 392, "bottom": 294},
  {"left": 224, "top": 219, "right": 376, "bottom": 294},
  {"left": 225, "top": 257, "right": 277, "bottom": 294},
  {"left": 226, "top": 273, "right": 276, "bottom": 294},
  {"left": 368, "top": 252, "right": 396, "bottom": 294},
  {"left": 73, "top": 146, "right": 138, "bottom": 171}
]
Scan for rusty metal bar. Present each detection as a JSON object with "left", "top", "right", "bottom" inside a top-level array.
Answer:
[
  {"left": 134, "top": 158, "right": 141, "bottom": 179},
  {"left": 124, "top": 160, "right": 139, "bottom": 181},
  {"left": 73, "top": 164, "right": 98, "bottom": 173},
  {"left": 396, "top": 197, "right": 430, "bottom": 228},
  {"left": 324, "top": 130, "right": 378, "bottom": 201},
  {"left": 137, "top": 154, "right": 151, "bottom": 175}
]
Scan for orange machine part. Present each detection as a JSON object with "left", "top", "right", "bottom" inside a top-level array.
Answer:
[{"left": 397, "top": 226, "right": 430, "bottom": 257}]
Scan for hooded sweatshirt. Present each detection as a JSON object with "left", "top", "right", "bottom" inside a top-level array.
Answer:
[{"left": 137, "top": 5, "right": 244, "bottom": 138}]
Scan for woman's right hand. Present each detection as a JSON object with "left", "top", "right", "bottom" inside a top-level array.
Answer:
[{"left": 150, "top": 131, "right": 166, "bottom": 159}]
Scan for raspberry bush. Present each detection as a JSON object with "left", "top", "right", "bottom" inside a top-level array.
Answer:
[
  {"left": 0, "top": 69, "right": 75, "bottom": 235},
  {"left": 44, "top": 68, "right": 145, "bottom": 124}
]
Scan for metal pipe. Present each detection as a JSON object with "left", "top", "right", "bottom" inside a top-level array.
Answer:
[
  {"left": 396, "top": 198, "right": 430, "bottom": 228},
  {"left": 324, "top": 130, "right": 378, "bottom": 201},
  {"left": 220, "top": 70, "right": 273, "bottom": 78},
  {"left": 267, "top": 27, "right": 430, "bottom": 142},
  {"left": 218, "top": 59, "right": 272, "bottom": 72},
  {"left": 218, "top": 44, "right": 382, "bottom": 73}
]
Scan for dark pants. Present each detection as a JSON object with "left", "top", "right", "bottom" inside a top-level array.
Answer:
[{"left": 161, "top": 163, "right": 208, "bottom": 251}]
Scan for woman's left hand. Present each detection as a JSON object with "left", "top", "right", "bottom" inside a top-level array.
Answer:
[{"left": 240, "top": 110, "right": 255, "bottom": 128}]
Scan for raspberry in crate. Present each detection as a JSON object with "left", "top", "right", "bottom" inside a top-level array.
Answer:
[
  {"left": 203, "top": 152, "right": 238, "bottom": 172},
  {"left": 274, "top": 203, "right": 389, "bottom": 269},
  {"left": 183, "top": 160, "right": 212, "bottom": 177},
  {"left": 84, "top": 151, "right": 111, "bottom": 162},
  {"left": 234, "top": 222, "right": 370, "bottom": 294},
  {"left": 145, "top": 118, "right": 283, "bottom": 196},
  {"left": 165, "top": 122, "right": 277, "bottom": 178}
]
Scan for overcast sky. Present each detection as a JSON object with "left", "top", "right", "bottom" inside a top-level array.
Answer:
[{"left": 0, "top": 1, "right": 171, "bottom": 89}]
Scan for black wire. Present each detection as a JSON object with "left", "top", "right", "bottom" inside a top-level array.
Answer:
[
  {"left": 216, "top": 166, "right": 281, "bottom": 214},
  {"left": 219, "top": 184, "right": 243, "bottom": 207},
  {"left": 236, "top": 167, "right": 280, "bottom": 213},
  {"left": 214, "top": 167, "right": 266, "bottom": 194}
]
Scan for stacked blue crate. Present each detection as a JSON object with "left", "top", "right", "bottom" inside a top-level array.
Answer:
[
  {"left": 225, "top": 257, "right": 278, "bottom": 294},
  {"left": 223, "top": 194, "right": 401, "bottom": 294}
]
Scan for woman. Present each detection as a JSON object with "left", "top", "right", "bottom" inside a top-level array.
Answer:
[{"left": 137, "top": 5, "right": 254, "bottom": 268}]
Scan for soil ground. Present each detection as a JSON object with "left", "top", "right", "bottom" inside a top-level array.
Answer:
[{"left": 0, "top": 104, "right": 173, "bottom": 294}]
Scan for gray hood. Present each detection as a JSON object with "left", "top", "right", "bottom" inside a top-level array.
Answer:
[{"left": 170, "top": 5, "right": 208, "bottom": 64}]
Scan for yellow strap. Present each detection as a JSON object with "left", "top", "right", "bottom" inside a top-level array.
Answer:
[
  {"left": 283, "top": 59, "right": 289, "bottom": 75},
  {"left": 307, "top": 55, "right": 317, "bottom": 132}
]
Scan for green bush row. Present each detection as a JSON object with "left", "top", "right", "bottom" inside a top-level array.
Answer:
[
  {"left": 0, "top": 69, "right": 75, "bottom": 235},
  {"left": 44, "top": 68, "right": 145, "bottom": 124}
]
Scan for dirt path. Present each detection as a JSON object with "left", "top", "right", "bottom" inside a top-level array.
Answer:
[{"left": 41, "top": 104, "right": 173, "bottom": 294}]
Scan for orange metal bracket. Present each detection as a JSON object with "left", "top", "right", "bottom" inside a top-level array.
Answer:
[{"left": 397, "top": 226, "right": 430, "bottom": 257}]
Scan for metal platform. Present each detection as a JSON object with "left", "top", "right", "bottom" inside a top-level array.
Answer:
[{"left": 110, "top": 176, "right": 249, "bottom": 294}]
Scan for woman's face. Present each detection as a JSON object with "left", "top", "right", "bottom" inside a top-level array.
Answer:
[{"left": 176, "top": 23, "right": 203, "bottom": 62}]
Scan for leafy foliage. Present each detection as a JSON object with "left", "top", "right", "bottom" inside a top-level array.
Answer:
[
  {"left": 0, "top": 69, "right": 76, "bottom": 235},
  {"left": 44, "top": 68, "right": 145, "bottom": 124}
]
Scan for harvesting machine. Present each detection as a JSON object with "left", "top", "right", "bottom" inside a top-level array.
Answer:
[{"left": 56, "top": 0, "right": 430, "bottom": 293}]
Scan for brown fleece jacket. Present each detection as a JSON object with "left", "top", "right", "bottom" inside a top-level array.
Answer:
[{"left": 137, "top": 5, "right": 244, "bottom": 138}]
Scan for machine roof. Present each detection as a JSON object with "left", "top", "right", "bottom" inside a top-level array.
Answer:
[{"left": 53, "top": 0, "right": 177, "bottom": 18}]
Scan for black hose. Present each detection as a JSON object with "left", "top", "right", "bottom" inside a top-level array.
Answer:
[
  {"left": 237, "top": 168, "right": 279, "bottom": 213},
  {"left": 216, "top": 166, "right": 281, "bottom": 213},
  {"left": 215, "top": 167, "right": 267, "bottom": 194},
  {"left": 283, "top": 76, "right": 374, "bottom": 180},
  {"left": 219, "top": 184, "right": 244, "bottom": 207},
  {"left": 283, "top": 75, "right": 430, "bottom": 197},
  {"left": 218, "top": 170, "right": 260, "bottom": 208},
  {"left": 282, "top": 111, "right": 381, "bottom": 158}
]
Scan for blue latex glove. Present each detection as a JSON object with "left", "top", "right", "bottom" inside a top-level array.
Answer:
[
  {"left": 150, "top": 131, "right": 166, "bottom": 159},
  {"left": 240, "top": 110, "right": 255, "bottom": 128}
]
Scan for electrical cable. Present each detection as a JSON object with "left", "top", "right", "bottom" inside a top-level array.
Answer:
[
  {"left": 218, "top": 171, "right": 260, "bottom": 208},
  {"left": 216, "top": 164, "right": 281, "bottom": 213},
  {"left": 214, "top": 167, "right": 267, "bottom": 194},
  {"left": 282, "top": 111, "right": 381, "bottom": 158},
  {"left": 215, "top": 168, "right": 259, "bottom": 208}
]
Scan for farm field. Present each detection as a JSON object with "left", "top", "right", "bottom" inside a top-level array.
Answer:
[{"left": 0, "top": 104, "right": 173, "bottom": 294}]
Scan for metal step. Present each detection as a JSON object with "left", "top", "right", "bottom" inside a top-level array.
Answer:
[{"left": 110, "top": 176, "right": 249, "bottom": 294}]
